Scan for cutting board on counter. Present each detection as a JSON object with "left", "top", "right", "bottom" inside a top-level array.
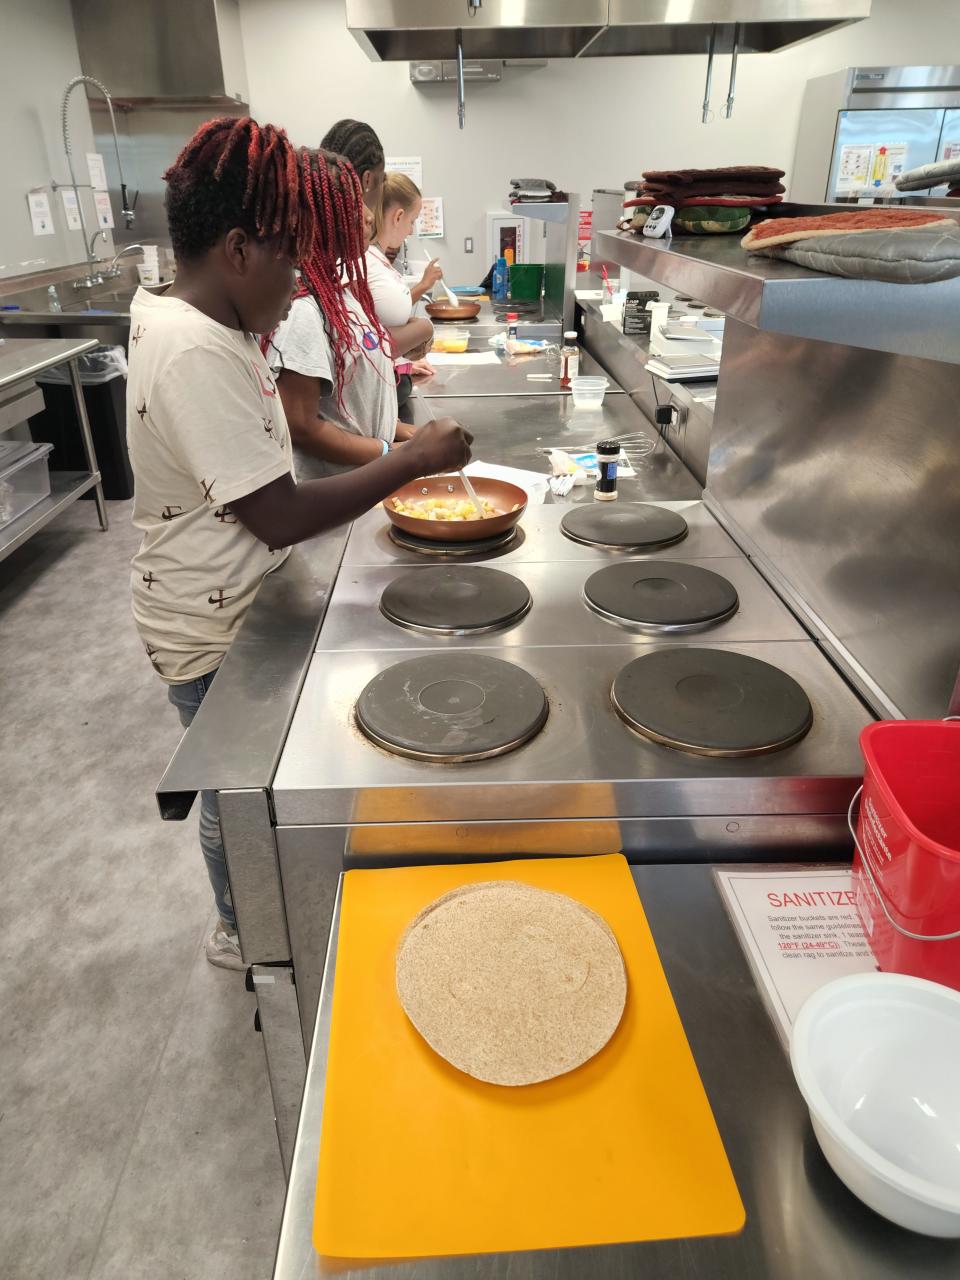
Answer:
[{"left": 314, "top": 853, "right": 744, "bottom": 1260}]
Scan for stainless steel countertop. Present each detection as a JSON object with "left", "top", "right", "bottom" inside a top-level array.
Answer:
[
  {"left": 418, "top": 345, "right": 615, "bottom": 398},
  {"left": 274, "top": 862, "right": 960, "bottom": 1280},
  {"left": 409, "top": 394, "right": 700, "bottom": 499},
  {"left": 158, "top": 386, "right": 690, "bottom": 816},
  {"left": 0, "top": 336, "right": 98, "bottom": 390}
]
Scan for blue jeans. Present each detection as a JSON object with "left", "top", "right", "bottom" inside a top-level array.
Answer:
[{"left": 167, "top": 669, "right": 235, "bottom": 929}]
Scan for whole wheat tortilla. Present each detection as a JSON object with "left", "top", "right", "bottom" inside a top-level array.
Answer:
[{"left": 395, "top": 880, "right": 627, "bottom": 1086}]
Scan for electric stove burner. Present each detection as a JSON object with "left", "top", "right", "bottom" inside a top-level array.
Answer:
[
  {"left": 356, "top": 653, "right": 548, "bottom": 763},
  {"left": 583, "top": 561, "right": 739, "bottom": 633},
  {"left": 560, "top": 503, "right": 688, "bottom": 551},
  {"left": 388, "top": 523, "right": 519, "bottom": 558},
  {"left": 381, "top": 566, "right": 532, "bottom": 636},
  {"left": 612, "top": 647, "right": 813, "bottom": 757}
]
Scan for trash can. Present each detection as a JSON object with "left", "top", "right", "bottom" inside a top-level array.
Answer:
[{"left": 31, "top": 344, "right": 133, "bottom": 500}]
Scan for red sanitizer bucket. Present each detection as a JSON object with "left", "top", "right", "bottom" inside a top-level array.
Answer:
[{"left": 851, "top": 720, "right": 960, "bottom": 990}]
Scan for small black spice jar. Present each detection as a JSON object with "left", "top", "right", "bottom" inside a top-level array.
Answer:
[{"left": 595, "top": 440, "right": 619, "bottom": 502}]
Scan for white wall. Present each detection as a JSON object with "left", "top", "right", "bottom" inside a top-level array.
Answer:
[
  {"left": 239, "top": 0, "right": 956, "bottom": 283},
  {"left": 0, "top": 0, "right": 114, "bottom": 280}
]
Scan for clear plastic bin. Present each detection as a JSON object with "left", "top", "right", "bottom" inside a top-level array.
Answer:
[
  {"left": 431, "top": 328, "right": 470, "bottom": 354},
  {"left": 0, "top": 442, "right": 53, "bottom": 527}
]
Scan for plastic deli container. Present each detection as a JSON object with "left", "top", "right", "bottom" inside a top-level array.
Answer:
[
  {"left": 431, "top": 328, "right": 470, "bottom": 354},
  {"left": 851, "top": 720, "right": 960, "bottom": 990},
  {"left": 570, "top": 377, "right": 609, "bottom": 409},
  {"left": 0, "top": 441, "right": 54, "bottom": 527}
]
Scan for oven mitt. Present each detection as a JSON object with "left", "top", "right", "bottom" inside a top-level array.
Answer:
[
  {"left": 895, "top": 157, "right": 960, "bottom": 192},
  {"left": 674, "top": 206, "right": 753, "bottom": 234},
  {"left": 748, "top": 223, "right": 960, "bottom": 284}
]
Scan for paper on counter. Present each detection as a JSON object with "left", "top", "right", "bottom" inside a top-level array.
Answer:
[
  {"left": 714, "top": 866, "right": 877, "bottom": 1049},
  {"left": 428, "top": 351, "right": 500, "bottom": 366},
  {"left": 464, "top": 460, "right": 549, "bottom": 505}
]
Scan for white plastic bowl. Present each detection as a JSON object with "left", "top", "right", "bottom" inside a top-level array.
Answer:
[
  {"left": 791, "top": 973, "right": 960, "bottom": 1237},
  {"left": 570, "top": 376, "right": 608, "bottom": 409}
]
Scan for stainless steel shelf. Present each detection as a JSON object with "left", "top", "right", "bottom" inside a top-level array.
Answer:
[
  {"left": 506, "top": 200, "right": 571, "bottom": 224},
  {"left": 0, "top": 337, "right": 98, "bottom": 389},
  {"left": 0, "top": 470, "right": 101, "bottom": 563},
  {"left": 597, "top": 228, "right": 960, "bottom": 365}
]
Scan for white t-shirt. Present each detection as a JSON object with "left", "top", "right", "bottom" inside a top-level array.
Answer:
[
  {"left": 267, "top": 292, "right": 397, "bottom": 477},
  {"left": 365, "top": 244, "right": 413, "bottom": 327},
  {"left": 127, "top": 287, "right": 293, "bottom": 684}
]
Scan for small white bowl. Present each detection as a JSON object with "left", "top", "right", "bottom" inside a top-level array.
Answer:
[
  {"left": 791, "top": 973, "right": 960, "bottom": 1237},
  {"left": 570, "top": 376, "right": 608, "bottom": 409}
]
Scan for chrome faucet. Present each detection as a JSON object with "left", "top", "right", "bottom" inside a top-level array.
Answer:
[
  {"left": 59, "top": 75, "right": 138, "bottom": 289},
  {"left": 104, "top": 244, "right": 147, "bottom": 279},
  {"left": 87, "top": 228, "right": 108, "bottom": 264}
]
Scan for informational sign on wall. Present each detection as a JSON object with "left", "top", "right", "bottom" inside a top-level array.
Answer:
[
  {"left": 871, "top": 142, "right": 908, "bottom": 188},
  {"left": 59, "top": 187, "right": 82, "bottom": 231},
  {"left": 416, "top": 196, "right": 444, "bottom": 239},
  {"left": 86, "top": 152, "right": 108, "bottom": 192},
  {"left": 385, "top": 155, "right": 423, "bottom": 190},
  {"left": 714, "top": 866, "right": 877, "bottom": 1047},
  {"left": 27, "top": 191, "right": 54, "bottom": 236},
  {"left": 93, "top": 191, "right": 114, "bottom": 229},
  {"left": 836, "top": 143, "right": 874, "bottom": 193}
]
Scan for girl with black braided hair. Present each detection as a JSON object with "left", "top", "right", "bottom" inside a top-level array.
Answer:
[
  {"left": 320, "top": 118, "right": 386, "bottom": 210},
  {"left": 127, "top": 117, "right": 470, "bottom": 968}
]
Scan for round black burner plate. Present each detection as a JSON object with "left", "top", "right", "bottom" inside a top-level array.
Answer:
[
  {"left": 356, "top": 653, "right": 549, "bottom": 762},
  {"left": 612, "top": 647, "right": 813, "bottom": 757},
  {"left": 584, "top": 561, "right": 738, "bottom": 632},
  {"left": 560, "top": 503, "right": 688, "bottom": 551},
  {"left": 381, "top": 566, "right": 531, "bottom": 635}
]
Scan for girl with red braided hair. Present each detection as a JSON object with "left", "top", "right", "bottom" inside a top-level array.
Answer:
[
  {"left": 266, "top": 149, "right": 433, "bottom": 475},
  {"left": 127, "top": 117, "right": 470, "bottom": 968}
]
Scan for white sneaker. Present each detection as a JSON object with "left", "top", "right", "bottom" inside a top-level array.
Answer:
[{"left": 205, "top": 918, "right": 244, "bottom": 971}]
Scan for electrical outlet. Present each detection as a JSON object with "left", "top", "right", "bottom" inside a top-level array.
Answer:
[{"left": 464, "top": 236, "right": 474, "bottom": 253}]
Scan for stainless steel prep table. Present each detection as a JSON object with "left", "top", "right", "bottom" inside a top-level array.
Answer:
[
  {"left": 418, "top": 345, "right": 614, "bottom": 397},
  {"left": 275, "top": 863, "right": 960, "bottom": 1280},
  {"left": 0, "top": 336, "right": 106, "bottom": 559}
]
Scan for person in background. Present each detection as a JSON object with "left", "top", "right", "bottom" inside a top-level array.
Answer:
[
  {"left": 367, "top": 173, "right": 444, "bottom": 394},
  {"left": 367, "top": 172, "right": 443, "bottom": 328},
  {"left": 266, "top": 150, "right": 428, "bottom": 475},
  {"left": 128, "top": 117, "right": 471, "bottom": 968},
  {"left": 319, "top": 117, "right": 385, "bottom": 211}
]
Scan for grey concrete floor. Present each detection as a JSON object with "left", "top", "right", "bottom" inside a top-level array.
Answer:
[{"left": 0, "top": 498, "right": 284, "bottom": 1280}]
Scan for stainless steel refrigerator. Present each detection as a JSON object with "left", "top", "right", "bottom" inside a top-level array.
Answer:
[{"left": 791, "top": 65, "right": 960, "bottom": 203}]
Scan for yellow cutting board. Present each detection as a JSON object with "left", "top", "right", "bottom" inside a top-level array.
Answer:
[{"left": 314, "top": 853, "right": 744, "bottom": 1260}]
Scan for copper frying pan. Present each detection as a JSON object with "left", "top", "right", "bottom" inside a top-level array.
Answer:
[
  {"left": 425, "top": 301, "right": 482, "bottom": 321},
  {"left": 384, "top": 475, "right": 527, "bottom": 542}
]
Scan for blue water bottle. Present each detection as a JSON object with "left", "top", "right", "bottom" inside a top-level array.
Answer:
[{"left": 492, "top": 256, "right": 508, "bottom": 302}]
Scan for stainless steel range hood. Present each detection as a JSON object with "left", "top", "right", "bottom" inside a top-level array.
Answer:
[
  {"left": 71, "top": 0, "right": 249, "bottom": 106},
  {"left": 346, "top": 0, "right": 871, "bottom": 61}
]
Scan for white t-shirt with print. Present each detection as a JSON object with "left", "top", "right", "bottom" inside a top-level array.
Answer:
[
  {"left": 365, "top": 244, "right": 414, "bottom": 327},
  {"left": 127, "top": 287, "right": 293, "bottom": 684},
  {"left": 267, "top": 292, "right": 397, "bottom": 477}
]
